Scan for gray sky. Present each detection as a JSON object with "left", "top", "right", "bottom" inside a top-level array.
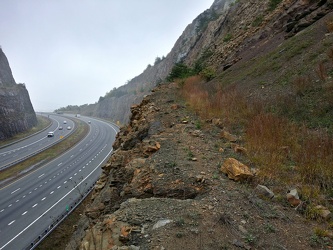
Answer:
[{"left": 0, "top": 0, "right": 214, "bottom": 111}]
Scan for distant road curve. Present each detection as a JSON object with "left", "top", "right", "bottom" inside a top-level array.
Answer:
[{"left": 0, "top": 114, "right": 75, "bottom": 171}]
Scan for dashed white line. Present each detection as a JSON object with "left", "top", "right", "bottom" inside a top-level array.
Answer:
[
  {"left": 23, "top": 195, "right": 26, "bottom": 198},
  {"left": 71, "top": 155, "right": 74, "bottom": 157},
  {"left": 34, "top": 188, "right": 37, "bottom": 190},
  {"left": 15, "top": 200, "right": 19, "bottom": 203},
  {"left": 57, "top": 186, "right": 61, "bottom": 189},
  {"left": 8, "top": 204, "right": 12, "bottom": 207},
  {"left": 11, "top": 188, "right": 20, "bottom": 194},
  {"left": 39, "top": 185, "right": 42, "bottom": 187},
  {"left": 74, "top": 173, "right": 77, "bottom": 176},
  {"left": 32, "top": 204, "right": 37, "bottom": 208},
  {"left": 58, "top": 163, "right": 62, "bottom": 166},
  {"left": 29, "top": 192, "right": 32, "bottom": 194},
  {"left": 38, "top": 174, "right": 45, "bottom": 178},
  {"left": 0, "top": 209, "right": 4, "bottom": 213},
  {"left": 22, "top": 211, "right": 27, "bottom": 215},
  {"left": 79, "top": 169, "right": 81, "bottom": 172},
  {"left": 64, "top": 181, "right": 67, "bottom": 184},
  {"left": 8, "top": 220, "right": 15, "bottom": 226},
  {"left": 42, "top": 197, "right": 46, "bottom": 201},
  {"left": 50, "top": 191, "right": 54, "bottom": 195}
]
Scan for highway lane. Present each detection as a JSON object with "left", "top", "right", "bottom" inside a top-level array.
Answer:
[
  {"left": 0, "top": 117, "right": 119, "bottom": 250},
  {"left": 0, "top": 114, "right": 75, "bottom": 170}
]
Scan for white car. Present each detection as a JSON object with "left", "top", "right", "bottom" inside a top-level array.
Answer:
[
  {"left": 47, "top": 132, "right": 54, "bottom": 137},
  {"left": 67, "top": 126, "right": 71, "bottom": 130},
  {"left": 63, "top": 121, "right": 67, "bottom": 124}
]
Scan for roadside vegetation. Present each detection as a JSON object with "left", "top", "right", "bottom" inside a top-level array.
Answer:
[
  {"left": 0, "top": 115, "right": 51, "bottom": 147},
  {"left": 168, "top": 20, "right": 333, "bottom": 210},
  {"left": 0, "top": 118, "right": 89, "bottom": 183}
]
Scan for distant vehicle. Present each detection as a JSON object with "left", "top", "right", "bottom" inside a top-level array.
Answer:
[
  {"left": 47, "top": 132, "right": 54, "bottom": 137},
  {"left": 88, "top": 121, "right": 91, "bottom": 124},
  {"left": 67, "top": 126, "right": 71, "bottom": 130},
  {"left": 63, "top": 121, "right": 67, "bottom": 124},
  {"left": 59, "top": 126, "right": 63, "bottom": 130},
  {"left": 76, "top": 114, "right": 80, "bottom": 118}
]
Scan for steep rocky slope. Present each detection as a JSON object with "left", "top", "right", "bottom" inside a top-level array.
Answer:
[
  {"left": 0, "top": 48, "right": 37, "bottom": 139},
  {"left": 54, "top": 0, "right": 333, "bottom": 249}
]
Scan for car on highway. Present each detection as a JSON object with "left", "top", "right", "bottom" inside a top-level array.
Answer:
[
  {"left": 64, "top": 121, "right": 67, "bottom": 124},
  {"left": 59, "top": 126, "right": 63, "bottom": 130},
  {"left": 67, "top": 126, "right": 71, "bottom": 130},
  {"left": 88, "top": 121, "right": 91, "bottom": 124},
  {"left": 47, "top": 132, "right": 54, "bottom": 137}
]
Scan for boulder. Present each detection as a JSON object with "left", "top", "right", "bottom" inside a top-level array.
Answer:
[
  {"left": 220, "top": 130, "right": 238, "bottom": 142},
  {"left": 287, "top": 189, "right": 302, "bottom": 207},
  {"left": 255, "top": 184, "right": 274, "bottom": 199},
  {"left": 221, "top": 158, "right": 253, "bottom": 181}
]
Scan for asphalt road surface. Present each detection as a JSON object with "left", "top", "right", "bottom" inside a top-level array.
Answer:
[{"left": 0, "top": 116, "right": 118, "bottom": 250}]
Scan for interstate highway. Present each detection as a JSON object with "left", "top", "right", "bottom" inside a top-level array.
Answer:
[
  {"left": 0, "top": 114, "right": 75, "bottom": 171},
  {"left": 0, "top": 116, "right": 118, "bottom": 250}
]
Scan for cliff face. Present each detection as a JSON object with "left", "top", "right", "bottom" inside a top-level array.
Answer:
[{"left": 0, "top": 48, "right": 37, "bottom": 140}]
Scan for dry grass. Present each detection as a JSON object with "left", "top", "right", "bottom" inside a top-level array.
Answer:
[{"left": 179, "top": 68, "right": 333, "bottom": 200}]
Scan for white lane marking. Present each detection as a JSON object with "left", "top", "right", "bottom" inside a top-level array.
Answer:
[
  {"left": 69, "top": 177, "right": 72, "bottom": 179},
  {"left": 29, "top": 191, "right": 32, "bottom": 194},
  {"left": 83, "top": 166, "right": 85, "bottom": 169},
  {"left": 11, "top": 188, "right": 20, "bottom": 194},
  {"left": 57, "top": 186, "right": 61, "bottom": 189},
  {"left": 50, "top": 191, "right": 54, "bottom": 194},
  {"left": 8, "top": 221, "right": 15, "bottom": 226},
  {"left": 32, "top": 204, "right": 37, "bottom": 208},
  {"left": 0, "top": 209, "right": 4, "bottom": 213},
  {"left": 74, "top": 173, "right": 77, "bottom": 176},
  {"left": 0, "top": 144, "right": 113, "bottom": 250},
  {"left": 71, "top": 155, "right": 74, "bottom": 157},
  {"left": 8, "top": 204, "right": 12, "bottom": 207},
  {"left": 34, "top": 188, "right": 37, "bottom": 190},
  {"left": 22, "top": 211, "right": 27, "bottom": 215},
  {"left": 42, "top": 197, "right": 46, "bottom": 201},
  {"left": 22, "top": 195, "right": 26, "bottom": 198},
  {"left": 58, "top": 163, "right": 62, "bottom": 166},
  {"left": 39, "top": 185, "right": 42, "bottom": 187},
  {"left": 38, "top": 174, "right": 45, "bottom": 178},
  {"left": 15, "top": 200, "right": 19, "bottom": 203},
  {"left": 64, "top": 181, "right": 67, "bottom": 184}
]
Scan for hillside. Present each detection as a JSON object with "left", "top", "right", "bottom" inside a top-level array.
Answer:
[
  {"left": 40, "top": 0, "right": 333, "bottom": 249},
  {"left": 0, "top": 48, "right": 37, "bottom": 139}
]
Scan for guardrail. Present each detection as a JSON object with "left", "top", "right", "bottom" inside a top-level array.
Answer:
[
  {"left": 25, "top": 180, "right": 98, "bottom": 250},
  {"left": 0, "top": 123, "right": 77, "bottom": 172}
]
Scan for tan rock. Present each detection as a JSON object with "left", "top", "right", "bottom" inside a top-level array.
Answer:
[
  {"left": 171, "top": 104, "right": 179, "bottom": 110},
  {"left": 220, "top": 130, "right": 238, "bottom": 142},
  {"left": 233, "top": 144, "right": 247, "bottom": 155},
  {"left": 220, "top": 158, "right": 253, "bottom": 181},
  {"left": 315, "top": 205, "right": 332, "bottom": 220}
]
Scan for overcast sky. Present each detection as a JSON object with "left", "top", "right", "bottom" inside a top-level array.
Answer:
[{"left": 0, "top": 0, "right": 214, "bottom": 111}]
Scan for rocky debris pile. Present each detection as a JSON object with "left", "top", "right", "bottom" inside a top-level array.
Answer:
[{"left": 66, "top": 83, "right": 333, "bottom": 250}]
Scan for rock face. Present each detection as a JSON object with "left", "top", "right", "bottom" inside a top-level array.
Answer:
[
  {"left": 0, "top": 48, "right": 37, "bottom": 139},
  {"left": 76, "top": 0, "right": 333, "bottom": 124}
]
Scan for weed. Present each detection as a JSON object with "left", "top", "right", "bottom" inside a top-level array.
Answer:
[
  {"left": 175, "top": 218, "right": 185, "bottom": 227},
  {"left": 195, "top": 120, "right": 202, "bottom": 129},
  {"left": 305, "top": 205, "right": 322, "bottom": 221},
  {"left": 268, "top": 0, "right": 282, "bottom": 11},
  {"left": 176, "top": 232, "right": 184, "bottom": 238},
  {"left": 245, "top": 234, "right": 256, "bottom": 244},
  {"left": 264, "top": 223, "right": 276, "bottom": 233},
  {"left": 252, "top": 15, "right": 263, "bottom": 27},
  {"left": 212, "top": 172, "right": 220, "bottom": 179},
  {"left": 223, "top": 33, "right": 232, "bottom": 43}
]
